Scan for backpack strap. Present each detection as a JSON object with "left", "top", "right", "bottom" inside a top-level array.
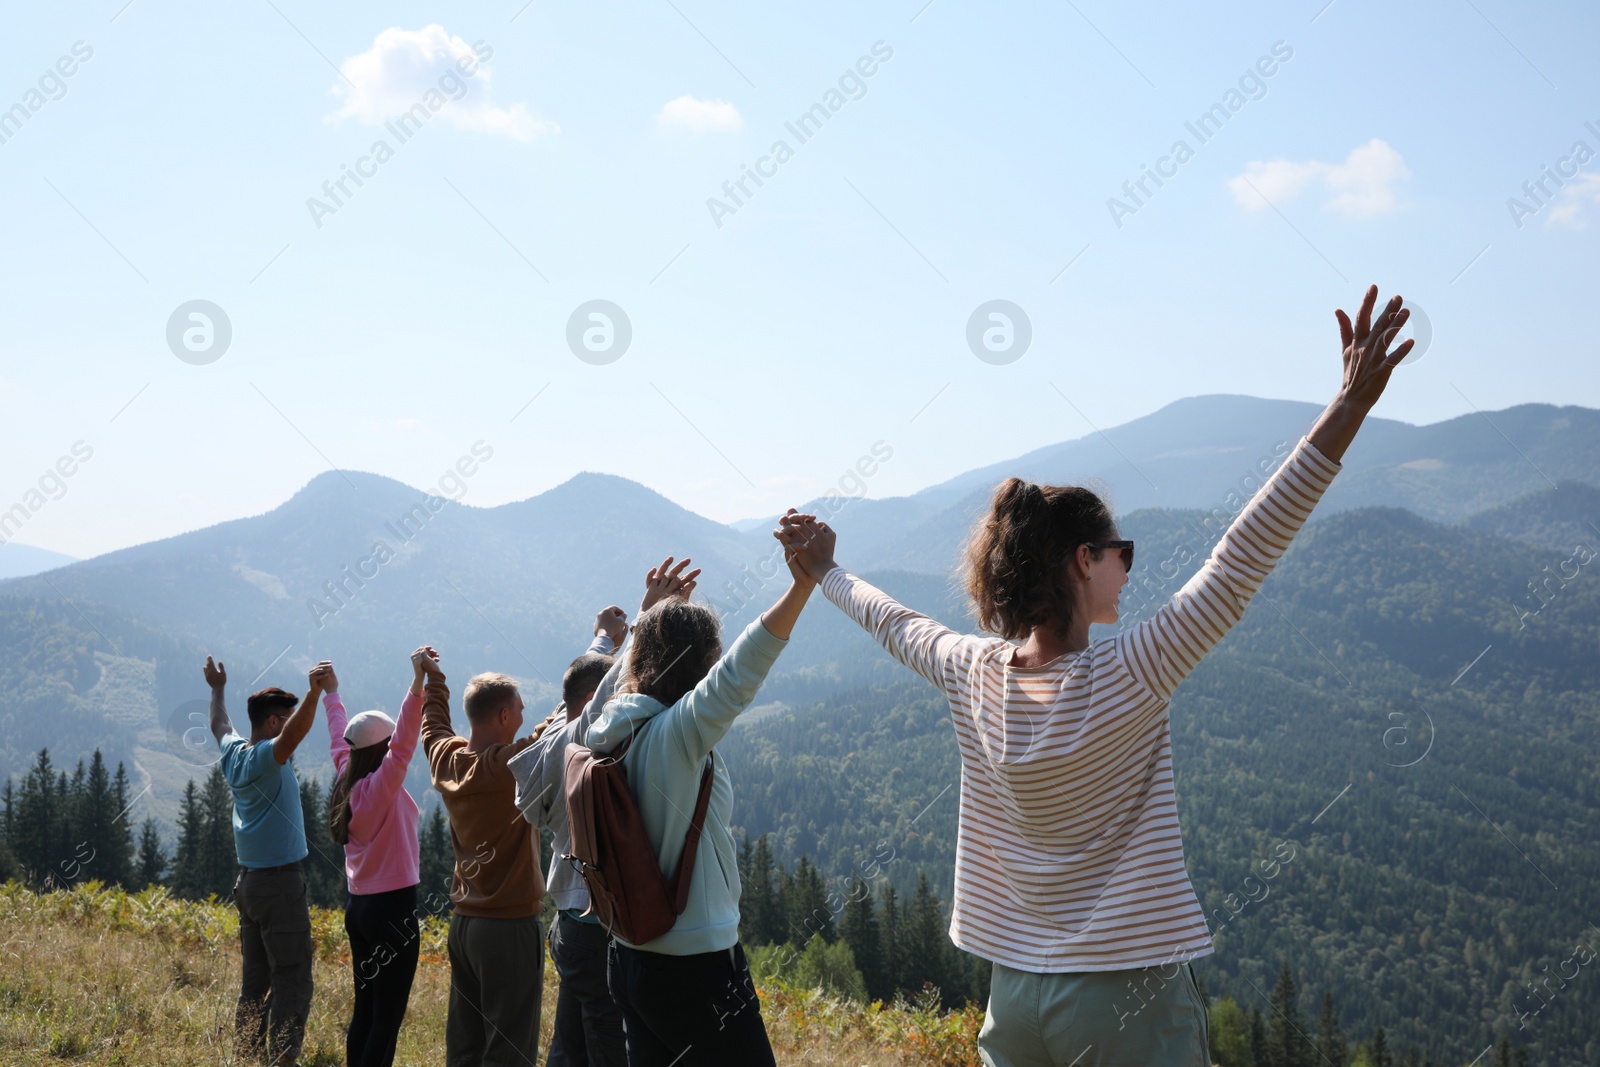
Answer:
[{"left": 669, "top": 752, "right": 716, "bottom": 915}]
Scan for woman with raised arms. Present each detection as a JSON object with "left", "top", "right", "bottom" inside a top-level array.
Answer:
[
  {"left": 321, "top": 649, "right": 433, "bottom": 1067},
  {"left": 585, "top": 538, "right": 819, "bottom": 1065},
  {"left": 777, "top": 286, "right": 1413, "bottom": 1066}
]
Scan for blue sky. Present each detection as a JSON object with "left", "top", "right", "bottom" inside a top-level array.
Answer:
[{"left": 2, "top": 0, "right": 1596, "bottom": 558}]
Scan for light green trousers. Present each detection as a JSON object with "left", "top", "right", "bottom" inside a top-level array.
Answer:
[{"left": 978, "top": 960, "right": 1210, "bottom": 1067}]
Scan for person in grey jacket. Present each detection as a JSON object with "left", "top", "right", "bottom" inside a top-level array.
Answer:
[
  {"left": 509, "top": 557, "right": 700, "bottom": 1067},
  {"left": 585, "top": 538, "right": 816, "bottom": 1067}
]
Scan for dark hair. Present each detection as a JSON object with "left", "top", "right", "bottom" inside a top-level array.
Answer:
[
  {"left": 620, "top": 599, "right": 722, "bottom": 708},
  {"left": 246, "top": 687, "right": 298, "bottom": 729},
  {"left": 328, "top": 737, "right": 390, "bottom": 846},
  {"left": 563, "top": 652, "right": 614, "bottom": 709},
  {"left": 961, "top": 478, "right": 1115, "bottom": 640}
]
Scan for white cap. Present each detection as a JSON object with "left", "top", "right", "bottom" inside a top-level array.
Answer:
[{"left": 344, "top": 710, "right": 397, "bottom": 749}]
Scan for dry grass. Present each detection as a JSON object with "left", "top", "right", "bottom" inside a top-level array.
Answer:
[{"left": 0, "top": 883, "right": 981, "bottom": 1066}]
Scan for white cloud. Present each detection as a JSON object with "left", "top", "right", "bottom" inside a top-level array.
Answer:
[
  {"left": 657, "top": 95, "right": 742, "bottom": 133},
  {"left": 1545, "top": 172, "right": 1600, "bottom": 229},
  {"left": 1230, "top": 139, "right": 1410, "bottom": 217},
  {"left": 330, "top": 25, "right": 554, "bottom": 142},
  {"left": 1231, "top": 158, "right": 1328, "bottom": 206}
]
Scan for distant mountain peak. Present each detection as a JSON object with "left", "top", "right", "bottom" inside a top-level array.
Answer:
[
  {"left": 290, "top": 469, "right": 423, "bottom": 501},
  {"left": 558, "top": 470, "right": 655, "bottom": 492}
]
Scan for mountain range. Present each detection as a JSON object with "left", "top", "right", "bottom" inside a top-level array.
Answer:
[
  {"left": 2, "top": 391, "right": 1597, "bottom": 1061},
  {"left": 1, "top": 393, "right": 1594, "bottom": 808}
]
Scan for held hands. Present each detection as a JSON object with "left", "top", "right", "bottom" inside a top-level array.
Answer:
[
  {"left": 412, "top": 646, "right": 443, "bottom": 685},
  {"left": 202, "top": 656, "right": 227, "bottom": 691},
  {"left": 308, "top": 661, "right": 335, "bottom": 694},
  {"left": 639, "top": 555, "right": 701, "bottom": 614},
  {"left": 774, "top": 509, "right": 838, "bottom": 585},
  {"left": 594, "top": 606, "right": 628, "bottom": 646},
  {"left": 1334, "top": 285, "right": 1412, "bottom": 410}
]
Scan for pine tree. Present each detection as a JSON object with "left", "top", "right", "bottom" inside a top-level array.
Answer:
[
  {"left": 1247, "top": 1005, "right": 1268, "bottom": 1067},
  {"left": 1316, "top": 990, "right": 1348, "bottom": 1067},
  {"left": 879, "top": 883, "right": 903, "bottom": 999},
  {"left": 170, "top": 779, "right": 205, "bottom": 898},
  {"left": 783, "top": 856, "right": 835, "bottom": 944},
  {"left": 201, "top": 766, "right": 236, "bottom": 899},
  {"left": 12, "top": 749, "right": 63, "bottom": 885},
  {"left": 53, "top": 767, "right": 75, "bottom": 888},
  {"left": 773, "top": 857, "right": 795, "bottom": 940},
  {"left": 299, "top": 777, "right": 346, "bottom": 907},
  {"left": 1369, "top": 1025, "right": 1392, "bottom": 1067},
  {"left": 68, "top": 759, "right": 86, "bottom": 814},
  {"left": 0, "top": 781, "right": 16, "bottom": 884},
  {"left": 737, "top": 835, "right": 753, "bottom": 893},
  {"left": 906, "top": 871, "right": 955, "bottom": 1006},
  {"left": 1267, "top": 962, "right": 1310, "bottom": 1067},
  {"left": 742, "top": 835, "right": 780, "bottom": 946},
  {"left": 110, "top": 762, "right": 137, "bottom": 887},
  {"left": 137, "top": 818, "right": 165, "bottom": 888},
  {"left": 419, "top": 803, "right": 453, "bottom": 912},
  {"left": 839, "top": 872, "right": 885, "bottom": 1001},
  {"left": 76, "top": 751, "right": 118, "bottom": 887}
]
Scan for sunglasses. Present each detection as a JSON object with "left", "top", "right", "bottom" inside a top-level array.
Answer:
[{"left": 1083, "top": 540, "right": 1135, "bottom": 573}]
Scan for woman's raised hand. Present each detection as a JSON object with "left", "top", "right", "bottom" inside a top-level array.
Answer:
[
  {"left": 1334, "top": 284, "right": 1411, "bottom": 410},
  {"left": 775, "top": 509, "right": 838, "bottom": 584},
  {"left": 640, "top": 555, "right": 701, "bottom": 613},
  {"left": 411, "top": 646, "right": 442, "bottom": 682},
  {"left": 308, "top": 661, "right": 335, "bottom": 694}
]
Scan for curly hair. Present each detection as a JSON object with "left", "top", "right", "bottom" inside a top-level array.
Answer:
[
  {"left": 620, "top": 598, "right": 723, "bottom": 708},
  {"left": 960, "top": 478, "right": 1116, "bottom": 641}
]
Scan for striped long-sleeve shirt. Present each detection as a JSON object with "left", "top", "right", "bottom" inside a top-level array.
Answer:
[{"left": 819, "top": 434, "right": 1342, "bottom": 971}]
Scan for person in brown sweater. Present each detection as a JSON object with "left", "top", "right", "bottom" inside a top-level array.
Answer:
[
  {"left": 418, "top": 648, "right": 549, "bottom": 1066},
  {"left": 419, "top": 559, "right": 701, "bottom": 1065}
]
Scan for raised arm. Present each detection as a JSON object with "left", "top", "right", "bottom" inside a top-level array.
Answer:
[
  {"left": 1118, "top": 284, "right": 1409, "bottom": 701},
  {"left": 204, "top": 656, "right": 232, "bottom": 744},
  {"left": 273, "top": 661, "right": 328, "bottom": 764},
  {"left": 414, "top": 648, "right": 456, "bottom": 779},
  {"left": 659, "top": 543, "right": 814, "bottom": 759},
  {"left": 572, "top": 605, "right": 630, "bottom": 742},
  {"left": 322, "top": 661, "right": 350, "bottom": 773},
  {"left": 1116, "top": 437, "right": 1340, "bottom": 700},
  {"left": 778, "top": 511, "right": 970, "bottom": 690},
  {"left": 351, "top": 652, "right": 429, "bottom": 811}
]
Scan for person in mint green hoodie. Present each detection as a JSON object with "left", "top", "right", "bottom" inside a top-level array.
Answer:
[{"left": 586, "top": 531, "right": 816, "bottom": 1067}]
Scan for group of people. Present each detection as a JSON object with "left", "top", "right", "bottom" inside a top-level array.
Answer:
[{"left": 203, "top": 288, "right": 1410, "bottom": 1067}]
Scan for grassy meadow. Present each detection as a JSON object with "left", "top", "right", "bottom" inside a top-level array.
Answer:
[{"left": 0, "top": 882, "right": 982, "bottom": 1066}]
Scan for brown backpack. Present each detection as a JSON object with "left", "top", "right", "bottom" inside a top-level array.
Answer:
[{"left": 562, "top": 736, "right": 715, "bottom": 945}]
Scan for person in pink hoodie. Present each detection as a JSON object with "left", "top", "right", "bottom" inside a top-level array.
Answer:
[{"left": 321, "top": 648, "right": 432, "bottom": 1067}]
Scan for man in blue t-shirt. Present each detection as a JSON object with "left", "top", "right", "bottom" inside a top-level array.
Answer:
[{"left": 206, "top": 654, "right": 326, "bottom": 1067}]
